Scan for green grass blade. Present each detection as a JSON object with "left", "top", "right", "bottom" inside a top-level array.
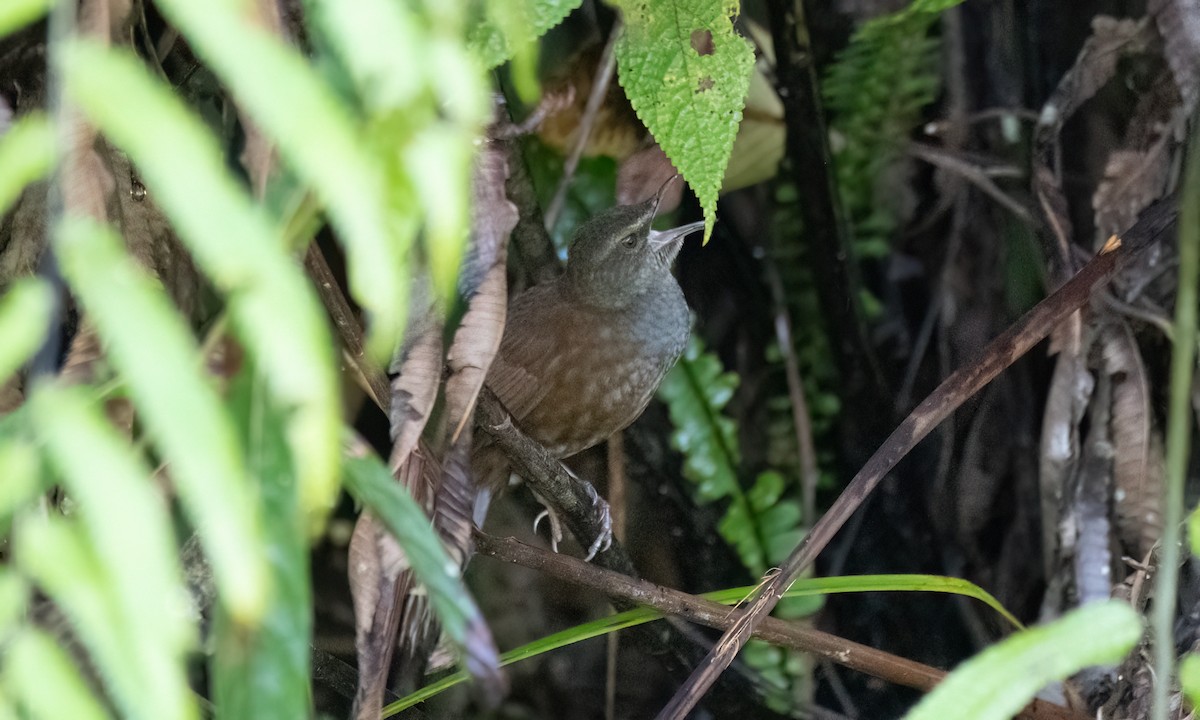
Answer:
[
  {"left": 27, "top": 384, "right": 196, "bottom": 720},
  {"left": 385, "top": 572, "right": 1021, "bottom": 713},
  {"left": 53, "top": 218, "right": 267, "bottom": 624},
  {"left": 904, "top": 600, "right": 1141, "bottom": 720},
  {"left": 211, "top": 370, "right": 312, "bottom": 719},
  {"left": 0, "top": 279, "right": 52, "bottom": 384},
  {"left": 59, "top": 41, "right": 341, "bottom": 535},
  {"left": 153, "top": 0, "right": 409, "bottom": 358},
  {"left": 0, "top": 113, "right": 54, "bottom": 217},
  {"left": 343, "top": 447, "right": 498, "bottom": 683},
  {"left": 4, "top": 630, "right": 112, "bottom": 720}
]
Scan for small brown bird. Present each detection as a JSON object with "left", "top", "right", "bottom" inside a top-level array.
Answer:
[{"left": 476, "top": 186, "right": 703, "bottom": 557}]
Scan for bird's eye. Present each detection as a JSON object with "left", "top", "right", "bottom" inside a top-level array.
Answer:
[{"left": 621, "top": 235, "right": 637, "bottom": 249}]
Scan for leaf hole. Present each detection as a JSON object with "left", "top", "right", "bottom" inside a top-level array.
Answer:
[
  {"left": 696, "top": 76, "right": 715, "bottom": 93},
  {"left": 691, "top": 29, "right": 715, "bottom": 56}
]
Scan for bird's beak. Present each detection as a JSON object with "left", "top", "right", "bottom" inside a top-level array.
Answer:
[{"left": 649, "top": 220, "right": 704, "bottom": 263}]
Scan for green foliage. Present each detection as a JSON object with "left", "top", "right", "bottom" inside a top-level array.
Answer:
[
  {"left": 469, "top": 0, "right": 582, "bottom": 69},
  {"left": 0, "top": 114, "right": 54, "bottom": 218},
  {"left": 613, "top": 0, "right": 755, "bottom": 242},
  {"left": 61, "top": 41, "right": 343, "bottom": 536},
  {"left": 1181, "top": 654, "right": 1200, "bottom": 710},
  {"left": 823, "top": 0, "right": 963, "bottom": 259},
  {"left": 0, "top": 1, "right": 495, "bottom": 716},
  {"left": 56, "top": 218, "right": 268, "bottom": 622},
  {"left": 389, "top": 572, "right": 1021, "bottom": 712},
  {"left": 0, "top": 279, "right": 51, "bottom": 384},
  {"left": 904, "top": 601, "right": 1142, "bottom": 720},
  {"left": 0, "top": 0, "right": 51, "bottom": 37},
  {"left": 343, "top": 445, "right": 498, "bottom": 679},
  {"left": 659, "top": 336, "right": 773, "bottom": 576},
  {"left": 16, "top": 386, "right": 197, "bottom": 720}
]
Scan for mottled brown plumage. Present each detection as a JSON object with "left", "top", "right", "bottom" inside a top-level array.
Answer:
[{"left": 474, "top": 192, "right": 703, "bottom": 550}]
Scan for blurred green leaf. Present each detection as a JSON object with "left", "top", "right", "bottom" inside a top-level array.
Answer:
[
  {"left": 28, "top": 384, "right": 196, "bottom": 720},
  {"left": 14, "top": 516, "right": 183, "bottom": 720},
  {"left": 1181, "top": 653, "right": 1200, "bottom": 710},
  {"left": 0, "top": 279, "right": 51, "bottom": 385},
  {"left": 0, "top": 113, "right": 54, "bottom": 217},
  {"left": 60, "top": 41, "right": 341, "bottom": 536},
  {"left": 3, "top": 630, "right": 111, "bottom": 720},
  {"left": 469, "top": 0, "right": 580, "bottom": 69},
  {"left": 0, "top": 569, "right": 26, "bottom": 636},
  {"left": 0, "top": 0, "right": 51, "bottom": 38},
  {"left": 153, "top": 0, "right": 409, "bottom": 360},
  {"left": 343, "top": 447, "right": 498, "bottom": 683},
  {"left": 53, "top": 217, "right": 267, "bottom": 624},
  {"left": 211, "top": 369, "right": 311, "bottom": 719},
  {"left": 904, "top": 601, "right": 1141, "bottom": 720},
  {"left": 613, "top": 0, "right": 754, "bottom": 241}
]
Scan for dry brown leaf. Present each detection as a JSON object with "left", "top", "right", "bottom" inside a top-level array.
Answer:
[
  {"left": 348, "top": 511, "right": 406, "bottom": 720},
  {"left": 1149, "top": 0, "right": 1200, "bottom": 112},
  {"left": 1093, "top": 146, "right": 1172, "bottom": 242},
  {"left": 387, "top": 313, "right": 444, "bottom": 472},
  {"left": 537, "top": 44, "right": 645, "bottom": 161},
  {"left": 1102, "top": 322, "right": 1163, "bottom": 559},
  {"left": 616, "top": 141, "right": 682, "bottom": 212},
  {"left": 1092, "top": 71, "right": 1181, "bottom": 244}
]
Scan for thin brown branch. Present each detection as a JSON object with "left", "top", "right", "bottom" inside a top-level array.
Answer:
[
  {"left": 908, "top": 142, "right": 1035, "bottom": 225},
  {"left": 543, "top": 19, "right": 622, "bottom": 233},
  {"left": 656, "top": 197, "right": 1179, "bottom": 719},
  {"left": 475, "top": 533, "right": 1089, "bottom": 720}
]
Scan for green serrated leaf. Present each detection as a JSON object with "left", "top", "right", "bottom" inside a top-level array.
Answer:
[
  {"left": 53, "top": 218, "right": 267, "bottom": 625},
  {"left": 60, "top": 41, "right": 341, "bottom": 536},
  {"left": 904, "top": 601, "right": 1140, "bottom": 720},
  {"left": 469, "top": 0, "right": 581, "bottom": 69},
  {"left": 614, "top": 0, "right": 754, "bottom": 242},
  {"left": 0, "top": 113, "right": 54, "bottom": 218}
]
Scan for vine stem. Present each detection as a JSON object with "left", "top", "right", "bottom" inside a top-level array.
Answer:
[{"left": 1151, "top": 119, "right": 1200, "bottom": 720}]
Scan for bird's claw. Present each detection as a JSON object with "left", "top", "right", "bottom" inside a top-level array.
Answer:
[
  {"left": 532, "top": 503, "right": 564, "bottom": 554},
  {"left": 531, "top": 487, "right": 613, "bottom": 562}
]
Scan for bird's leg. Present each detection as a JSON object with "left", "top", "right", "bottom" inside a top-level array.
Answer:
[{"left": 530, "top": 463, "right": 613, "bottom": 562}]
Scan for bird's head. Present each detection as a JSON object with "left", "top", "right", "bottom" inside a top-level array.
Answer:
[{"left": 564, "top": 181, "right": 703, "bottom": 310}]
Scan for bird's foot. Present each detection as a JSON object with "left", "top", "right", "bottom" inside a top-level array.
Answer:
[
  {"left": 530, "top": 485, "right": 613, "bottom": 562},
  {"left": 531, "top": 492, "right": 565, "bottom": 554},
  {"left": 580, "top": 482, "right": 613, "bottom": 562}
]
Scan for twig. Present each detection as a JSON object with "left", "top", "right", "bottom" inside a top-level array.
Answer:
[
  {"left": 605, "top": 431, "right": 627, "bottom": 720},
  {"left": 475, "top": 390, "right": 635, "bottom": 576},
  {"left": 475, "top": 533, "right": 1090, "bottom": 720},
  {"left": 1151, "top": 125, "right": 1200, "bottom": 720},
  {"left": 655, "top": 197, "right": 1179, "bottom": 719},
  {"left": 543, "top": 20, "right": 622, "bottom": 234},
  {"left": 763, "top": 259, "right": 820, "bottom": 527},
  {"left": 304, "top": 244, "right": 391, "bottom": 408},
  {"left": 475, "top": 532, "right": 944, "bottom": 691},
  {"left": 908, "top": 142, "right": 1034, "bottom": 225}
]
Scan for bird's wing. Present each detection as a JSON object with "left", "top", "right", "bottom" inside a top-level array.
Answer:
[{"left": 485, "top": 282, "right": 566, "bottom": 421}]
